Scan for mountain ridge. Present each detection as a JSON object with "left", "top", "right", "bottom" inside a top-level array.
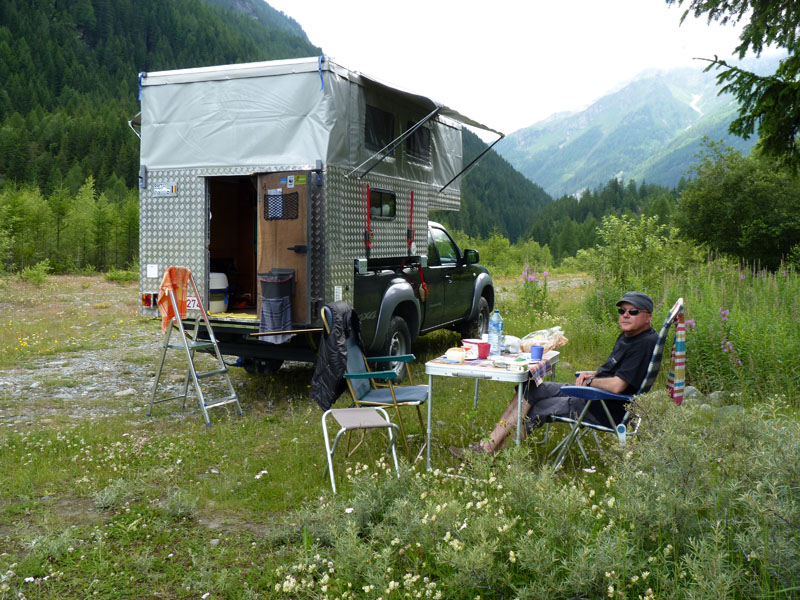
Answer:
[{"left": 497, "top": 59, "right": 778, "bottom": 197}]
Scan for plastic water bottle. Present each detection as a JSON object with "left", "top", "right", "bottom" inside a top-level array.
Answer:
[{"left": 488, "top": 309, "right": 503, "bottom": 356}]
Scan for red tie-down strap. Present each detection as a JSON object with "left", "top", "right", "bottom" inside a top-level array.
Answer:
[
  {"left": 417, "top": 264, "right": 429, "bottom": 302},
  {"left": 363, "top": 183, "right": 373, "bottom": 255}
]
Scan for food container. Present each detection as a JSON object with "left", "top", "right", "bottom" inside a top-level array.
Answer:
[
  {"left": 505, "top": 357, "right": 529, "bottom": 373},
  {"left": 445, "top": 347, "right": 467, "bottom": 363},
  {"left": 462, "top": 338, "right": 491, "bottom": 359}
]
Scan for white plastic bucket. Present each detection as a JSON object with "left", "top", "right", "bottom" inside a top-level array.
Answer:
[{"left": 209, "top": 272, "right": 229, "bottom": 312}]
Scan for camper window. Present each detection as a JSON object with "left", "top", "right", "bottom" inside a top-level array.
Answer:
[
  {"left": 365, "top": 105, "right": 395, "bottom": 153},
  {"left": 369, "top": 189, "right": 396, "bottom": 219},
  {"left": 405, "top": 121, "right": 431, "bottom": 165}
]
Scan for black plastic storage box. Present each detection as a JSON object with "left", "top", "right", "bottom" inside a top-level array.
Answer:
[{"left": 259, "top": 269, "right": 296, "bottom": 298}]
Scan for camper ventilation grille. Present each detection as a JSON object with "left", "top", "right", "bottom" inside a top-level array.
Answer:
[{"left": 264, "top": 191, "right": 299, "bottom": 220}]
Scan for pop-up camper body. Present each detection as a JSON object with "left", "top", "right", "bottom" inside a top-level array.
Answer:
[{"left": 135, "top": 56, "right": 499, "bottom": 363}]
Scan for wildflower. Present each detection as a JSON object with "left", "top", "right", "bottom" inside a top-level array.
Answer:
[
  {"left": 686, "top": 319, "right": 696, "bottom": 328},
  {"left": 608, "top": 585, "right": 615, "bottom": 597},
  {"left": 740, "top": 273, "right": 746, "bottom": 280},
  {"left": 508, "top": 550, "right": 517, "bottom": 563},
  {"left": 543, "top": 271, "right": 549, "bottom": 278},
  {"left": 607, "top": 497, "right": 615, "bottom": 508}
]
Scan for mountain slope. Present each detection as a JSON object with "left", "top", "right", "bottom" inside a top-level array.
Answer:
[
  {"left": 497, "top": 62, "right": 775, "bottom": 196},
  {"left": 0, "top": 0, "right": 319, "bottom": 191},
  {"left": 435, "top": 130, "right": 552, "bottom": 242}
]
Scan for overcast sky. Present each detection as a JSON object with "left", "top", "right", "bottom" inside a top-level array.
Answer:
[{"left": 265, "top": 0, "right": 749, "bottom": 135}]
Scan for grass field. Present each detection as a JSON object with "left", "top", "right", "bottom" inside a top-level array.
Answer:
[{"left": 1, "top": 273, "right": 798, "bottom": 599}]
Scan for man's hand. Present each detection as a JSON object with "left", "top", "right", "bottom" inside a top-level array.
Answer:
[{"left": 575, "top": 371, "right": 596, "bottom": 386}]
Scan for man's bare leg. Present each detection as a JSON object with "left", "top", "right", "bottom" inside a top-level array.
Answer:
[{"left": 481, "top": 394, "right": 532, "bottom": 453}]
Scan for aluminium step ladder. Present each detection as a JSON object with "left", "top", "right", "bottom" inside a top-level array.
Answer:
[{"left": 148, "top": 270, "right": 242, "bottom": 426}]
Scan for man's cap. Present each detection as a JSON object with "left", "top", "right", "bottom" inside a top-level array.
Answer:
[{"left": 616, "top": 291, "right": 654, "bottom": 313}]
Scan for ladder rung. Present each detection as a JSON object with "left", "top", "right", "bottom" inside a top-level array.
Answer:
[
  {"left": 152, "top": 394, "right": 186, "bottom": 405},
  {"left": 203, "top": 394, "right": 239, "bottom": 408},
  {"left": 195, "top": 367, "right": 228, "bottom": 379},
  {"left": 167, "top": 340, "right": 214, "bottom": 350}
]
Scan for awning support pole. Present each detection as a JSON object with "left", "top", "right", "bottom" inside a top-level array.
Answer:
[{"left": 348, "top": 107, "right": 442, "bottom": 179}]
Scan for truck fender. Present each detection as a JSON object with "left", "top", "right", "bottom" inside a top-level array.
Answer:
[
  {"left": 468, "top": 273, "right": 495, "bottom": 319},
  {"left": 370, "top": 280, "right": 421, "bottom": 352}
]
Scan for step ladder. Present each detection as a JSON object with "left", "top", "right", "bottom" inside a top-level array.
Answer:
[{"left": 148, "top": 270, "right": 242, "bottom": 426}]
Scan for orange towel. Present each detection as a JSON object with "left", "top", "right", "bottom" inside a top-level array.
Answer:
[{"left": 157, "top": 266, "right": 191, "bottom": 332}]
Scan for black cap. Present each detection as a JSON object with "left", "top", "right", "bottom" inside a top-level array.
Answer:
[{"left": 616, "top": 291, "right": 654, "bottom": 313}]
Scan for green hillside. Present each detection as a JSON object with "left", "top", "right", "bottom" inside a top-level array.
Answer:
[
  {"left": 0, "top": 0, "right": 320, "bottom": 193},
  {"left": 433, "top": 130, "right": 552, "bottom": 243},
  {"left": 496, "top": 63, "right": 774, "bottom": 196}
]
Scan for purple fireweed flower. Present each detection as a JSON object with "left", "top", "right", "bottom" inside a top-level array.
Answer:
[
  {"left": 686, "top": 319, "right": 696, "bottom": 328},
  {"left": 528, "top": 275, "right": 536, "bottom": 282},
  {"left": 543, "top": 271, "right": 549, "bottom": 278}
]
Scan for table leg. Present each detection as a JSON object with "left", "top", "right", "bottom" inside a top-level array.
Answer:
[
  {"left": 515, "top": 381, "right": 524, "bottom": 445},
  {"left": 426, "top": 374, "right": 433, "bottom": 471},
  {"left": 473, "top": 378, "right": 479, "bottom": 410}
]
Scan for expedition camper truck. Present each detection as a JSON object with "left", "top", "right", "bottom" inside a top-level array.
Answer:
[{"left": 133, "top": 56, "right": 501, "bottom": 374}]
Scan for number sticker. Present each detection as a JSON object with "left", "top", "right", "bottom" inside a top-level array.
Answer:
[{"left": 186, "top": 296, "right": 200, "bottom": 311}]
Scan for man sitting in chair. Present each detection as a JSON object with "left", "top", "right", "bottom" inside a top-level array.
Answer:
[{"left": 457, "top": 291, "right": 658, "bottom": 456}]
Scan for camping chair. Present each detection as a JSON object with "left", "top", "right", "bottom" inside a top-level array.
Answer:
[
  {"left": 549, "top": 297, "right": 685, "bottom": 469},
  {"left": 322, "top": 407, "right": 401, "bottom": 494},
  {"left": 321, "top": 306, "right": 428, "bottom": 461}
]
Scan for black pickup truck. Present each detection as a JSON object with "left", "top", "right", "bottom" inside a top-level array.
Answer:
[
  {"left": 353, "top": 221, "right": 493, "bottom": 364},
  {"left": 228, "top": 221, "right": 493, "bottom": 376}
]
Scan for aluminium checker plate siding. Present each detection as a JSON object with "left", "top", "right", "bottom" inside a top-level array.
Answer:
[{"left": 139, "top": 165, "right": 460, "bottom": 318}]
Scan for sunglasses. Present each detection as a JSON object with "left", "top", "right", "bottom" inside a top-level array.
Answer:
[{"left": 618, "top": 307, "right": 646, "bottom": 316}]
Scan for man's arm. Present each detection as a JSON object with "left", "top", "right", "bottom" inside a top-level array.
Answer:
[
  {"left": 585, "top": 375, "right": 628, "bottom": 394},
  {"left": 576, "top": 370, "right": 629, "bottom": 394}
]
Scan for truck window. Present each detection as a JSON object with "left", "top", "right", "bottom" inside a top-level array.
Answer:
[
  {"left": 431, "top": 227, "right": 458, "bottom": 265},
  {"left": 427, "top": 231, "right": 440, "bottom": 265},
  {"left": 365, "top": 105, "right": 395, "bottom": 152},
  {"left": 370, "top": 189, "right": 396, "bottom": 218},
  {"left": 405, "top": 121, "right": 431, "bottom": 164}
]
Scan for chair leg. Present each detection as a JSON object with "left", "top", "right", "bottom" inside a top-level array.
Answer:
[
  {"left": 391, "top": 404, "right": 413, "bottom": 459},
  {"left": 413, "top": 405, "right": 428, "bottom": 464}
]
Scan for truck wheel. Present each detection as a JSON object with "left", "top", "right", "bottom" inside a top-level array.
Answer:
[
  {"left": 380, "top": 316, "right": 412, "bottom": 380},
  {"left": 460, "top": 296, "right": 490, "bottom": 339},
  {"left": 241, "top": 358, "right": 284, "bottom": 376}
]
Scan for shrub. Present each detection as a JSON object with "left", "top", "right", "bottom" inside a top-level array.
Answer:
[
  {"left": 577, "top": 214, "right": 704, "bottom": 321},
  {"left": 18, "top": 259, "right": 51, "bottom": 286},
  {"left": 104, "top": 268, "right": 138, "bottom": 283},
  {"left": 276, "top": 394, "right": 800, "bottom": 599}
]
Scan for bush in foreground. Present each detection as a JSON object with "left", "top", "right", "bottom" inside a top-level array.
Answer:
[{"left": 279, "top": 393, "right": 799, "bottom": 599}]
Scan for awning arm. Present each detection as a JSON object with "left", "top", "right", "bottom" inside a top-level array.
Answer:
[
  {"left": 438, "top": 131, "right": 505, "bottom": 193},
  {"left": 347, "top": 106, "right": 442, "bottom": 179},
  {"left": 128, "top": 112, "right": 142, "bottom": 140}
]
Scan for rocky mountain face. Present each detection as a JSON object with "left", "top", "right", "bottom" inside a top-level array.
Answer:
[{"left": 496, "top": 59, "right": 778, "bottom": 197}]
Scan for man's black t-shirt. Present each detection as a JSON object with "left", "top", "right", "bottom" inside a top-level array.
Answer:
[{"left": 596, "top": 327, "right": 658, "bottom": 394}]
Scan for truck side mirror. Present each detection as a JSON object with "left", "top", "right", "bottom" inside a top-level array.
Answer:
[{"left": 464, "top": 249, "right": 479, "bottom": 264}]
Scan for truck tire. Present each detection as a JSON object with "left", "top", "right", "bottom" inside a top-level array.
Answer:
[
  {"left": 241, "top": 358, "right": 284, "bottom": 376},
  {"left": 380, "top": 316, "right": 412, "bottom": 380},
  {"left": 460, "top": 296, "right": 490, "bottom": 339}
]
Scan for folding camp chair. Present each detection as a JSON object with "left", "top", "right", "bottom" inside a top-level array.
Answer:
[
  {"left": 322, "top": 407, "right": 401, "bottom": 494},
  {"left": 549, "top": 297, "right": 685, "bottom": 468},
  {"left": 321, "top": 305, "right": 428, "bottom": 461}
]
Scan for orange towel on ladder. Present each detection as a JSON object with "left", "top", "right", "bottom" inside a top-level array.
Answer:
[{"left": 157, "top": 266, "right": 191, "bottom": 332}]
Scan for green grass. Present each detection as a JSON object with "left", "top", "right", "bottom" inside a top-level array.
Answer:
[{"left": 0, "top": 272, "right": 798, "bottom": 598}]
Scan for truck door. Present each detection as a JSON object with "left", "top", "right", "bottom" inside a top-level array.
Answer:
[
  {"left": 430, "top": 225, "right": 473, "bottom": 324},
  {"left": 256, "top": 171, "right": 310, "bottom": 324}
]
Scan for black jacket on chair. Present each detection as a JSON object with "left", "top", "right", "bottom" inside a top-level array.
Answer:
[{"left": 310, "top": 301, "right": 363, "bottom": 411}]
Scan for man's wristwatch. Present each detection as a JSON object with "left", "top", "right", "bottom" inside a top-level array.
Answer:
[{"left": 585, "top": 376, "right": 594, "bottom": 387}]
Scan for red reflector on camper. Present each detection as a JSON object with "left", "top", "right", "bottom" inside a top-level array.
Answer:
[{"left": 141, "top": 293, "right": 156, "bottom": 307}]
